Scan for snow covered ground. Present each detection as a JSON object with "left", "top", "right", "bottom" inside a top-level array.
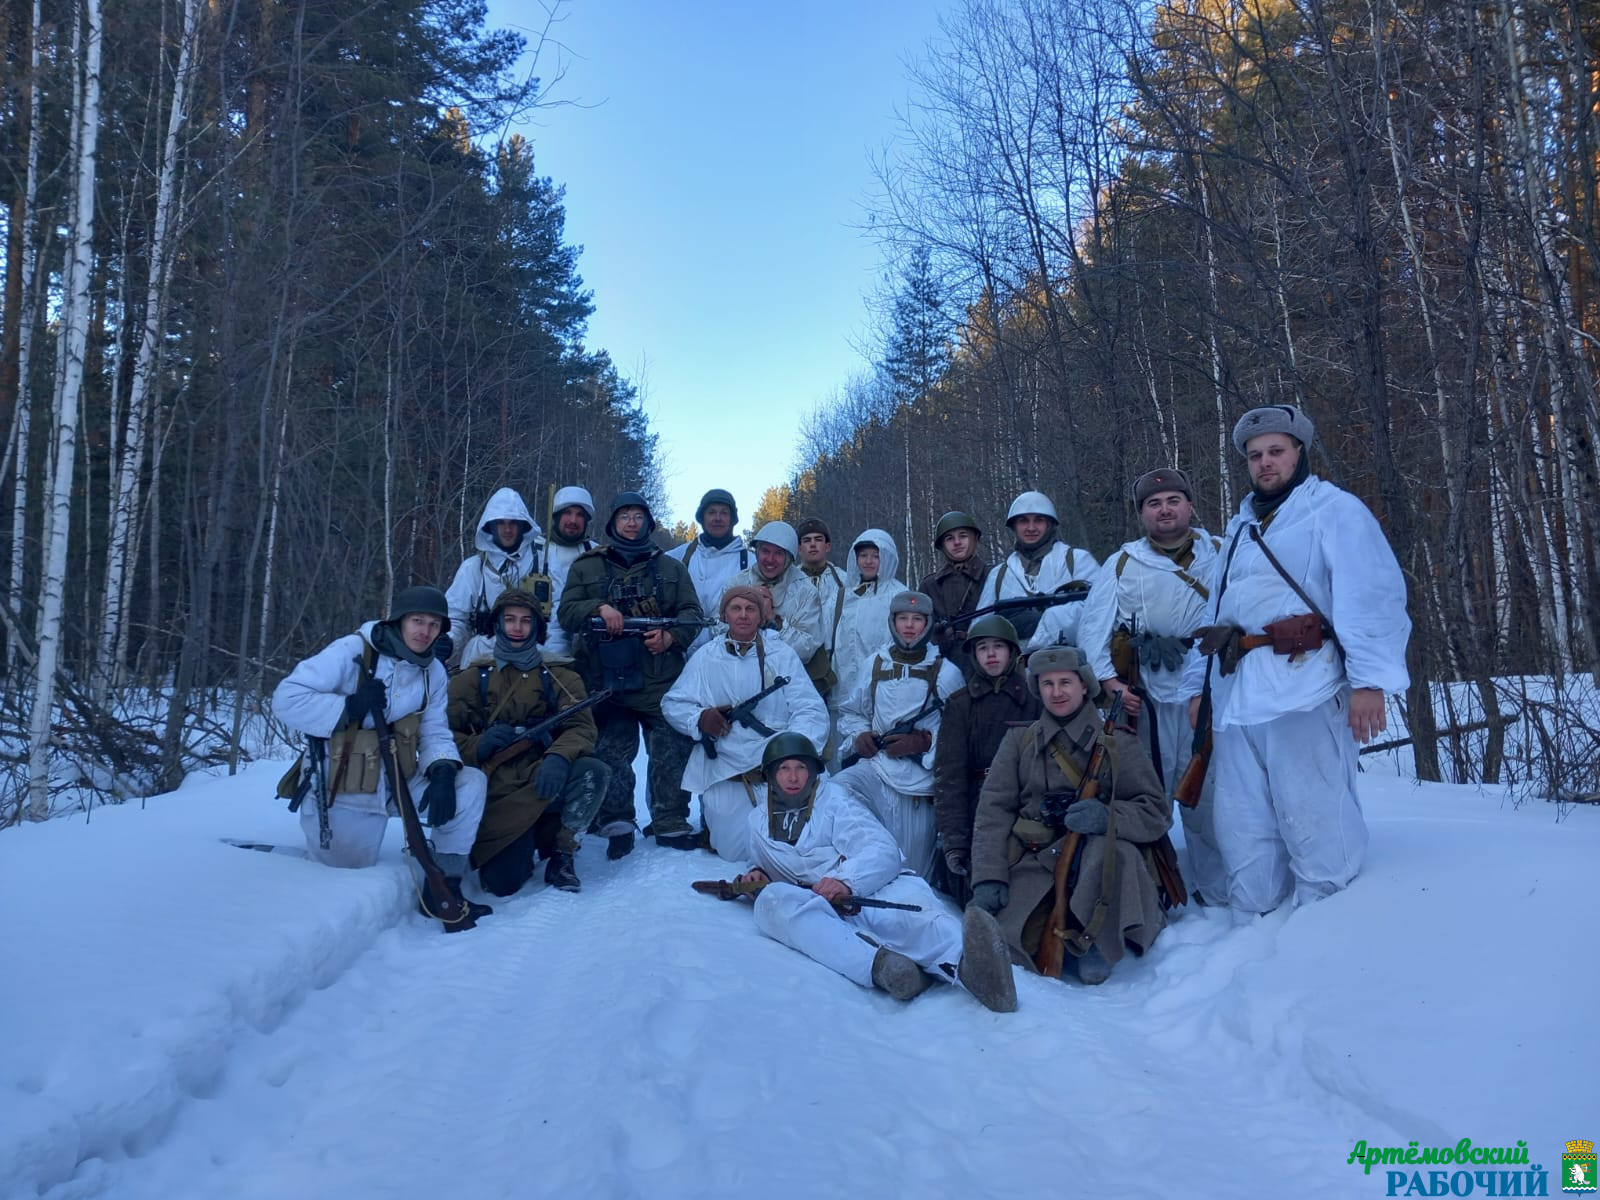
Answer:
[{"left": 3, "top": 759, "right": 1596, "bottom": 1200}]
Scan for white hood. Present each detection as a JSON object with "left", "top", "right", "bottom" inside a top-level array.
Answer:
[
  {"left": 843, "top": 528, "right": 900, "bottom": 590},
  {"left": 473, "top": 488, "right": 541, "bottom": 555}
]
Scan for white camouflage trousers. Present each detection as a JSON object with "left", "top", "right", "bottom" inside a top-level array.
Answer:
[
  {"left": 1211, "top": 692, "right": 1367, "bottom": 913},
  {"left": 753, "top": 874, "right": 963, "bottom": 988},
  {"left": 830, "top": 763, "right": 937, "bottom": 880},
  {"left": 298, "top": 765, "right": 488, "bottom": 869},
  {"left": 700, "top": 776, "right": 765, "bottom": 865}
]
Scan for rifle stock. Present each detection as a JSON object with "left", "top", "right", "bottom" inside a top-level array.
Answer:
[
  {"left": 691, "top": 878, "right": 921, "bottom": 913},
  {"left": 1033, "top": 695, "right": 1119, "bottom": 978},
  {"left": 369, "top": 689, "right": 474, "bottom": 932},
  {"left": 1174, "top": 657, "right": 1214, "bottom": 810}
]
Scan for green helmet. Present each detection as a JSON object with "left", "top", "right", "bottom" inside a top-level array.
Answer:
[
  {"left": 388, "top": 584, "right": 451, "bottom": 632},
  {"left": 933, "top": 510, "right": 982, "bottom": 551},
  {"left": 962, "top": 613, "right": 1020, "bottom": 655},
  {"left": 761, "top": 732, "right": 825, "bottom": 779}
]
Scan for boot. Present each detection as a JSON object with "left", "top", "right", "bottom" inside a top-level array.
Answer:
[
  {"left": 544, "top": 851, "right": 581, "bottom": 892},
  {"left": 1071, "top": 944, "right": 1113, "bottom": 985},
  {"left": 870, "top": 948, "right": 931, "bottom": 1001},
  {"left": 607, "top": 832, "right": 635, "bottom": 860},
  {"left": 957, "top": 906, "right": 1018, "bottom": 1012},
  {"left": 655, "top": 830, "right": 698, "bottom": 852}
]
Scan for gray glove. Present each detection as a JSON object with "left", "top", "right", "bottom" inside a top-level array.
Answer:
[
  {"left": 1063, "top": 799, "right": 1108, "bottom": 835},
  {"left": 1137, "top": 631, "right": 1190, "bottom": 674},
  {"left": 969, "top": 881, "right": 1008, "bottom": 914}
]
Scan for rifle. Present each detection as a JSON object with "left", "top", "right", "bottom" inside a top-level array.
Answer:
[
  {"left": 933, "top": 580, "right": 1090, "bottom": 634},
  {"left": 585, "top": 615, "right": 718, "bottom": 637},
  {"left": 367, "top": 664, "right": 476, "bottom": 932},
  {"left": 1035, "top": 692, "right": 1123, "bottom": 979},
  {"left": 692, "top": 878, "right": 922, "bottom": 913},
  {"left": 701, "top": 675, "right": 790, "bottom": 760},
  {"left": 1173, "top": 657, "right": 1211, "bottom": 810},
  {"left": 839, "top": 691, "right": 945, "bottom": 769},
  {"left": 483, "top": 687, "right": 615, "bottom": 772}
]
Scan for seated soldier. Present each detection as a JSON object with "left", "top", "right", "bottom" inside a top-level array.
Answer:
[
  {"left": 661, "top": 586, "right": 829, "bottom": 863},
  {"left": 272, "top": 586, "right": 491, "bottom": 927},
  {"left": 930, "top": 614, "right": 1040, "bottom": 907},
  {"left": 833, "top": 591, "right": 963, "bottom": 878},
  {"left": 970, "top": 646, "right": 1173, "bottom": 985},
  {"left": 733, "top": 733, "right": 1017, "bottom": 1012},
  {"left": 446, "top": 589, "right": 612, "bottom": 896}
]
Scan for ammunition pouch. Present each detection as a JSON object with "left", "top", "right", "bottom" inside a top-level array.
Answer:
[
  {"left": 595, "top": 634, "right": 645, "bottom": 693},
  {"left": 1010, "top": 815, "right": 1060, "bottom": 863},
  {"left": 276, "top": 755, "right": 304, "bottom": 802},
  {"left": 1264, "top": 612, "right": 1325, "bottom": 657},
  {"left": 330, "top": 713, "right": 421, "bottom": 795},
  {"left": 1109, "top": 628, "right": 1136, "bottom": 681}
]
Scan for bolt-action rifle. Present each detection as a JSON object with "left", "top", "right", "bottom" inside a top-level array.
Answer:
[
  {"left": 1173, "top": 658, "right": 1211, "bottom": 810},
  {"left": 1035, "top": 692, "right": 1123, "bottom": 979},
  {"left": 692, "top": 878, "right": 922, "bottom": 913},
  {"left": 367, "top": 662, "right": 475, "bottom": 933},
  {"left": 585, "top": 615, "right": 718, "bottom": 637},
  {"left": 483, "top": 688, "right": 615, "bottom": 772},
  {"left": 700, "top": 675, "right": 790, "bottom": 760}
]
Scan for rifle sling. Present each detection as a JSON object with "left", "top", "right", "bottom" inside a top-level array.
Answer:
[{"left": 1045, "top": 735, "right": 1117, "bottom": 958}]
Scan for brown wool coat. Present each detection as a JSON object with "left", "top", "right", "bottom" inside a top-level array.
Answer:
[
  {"left": 931, "top": 665, "right": 1040, "bottom": 855},
  {"left": 920, "top": 558, "right": 990, "bottom": 675},
  {"left": 972, "top": 704, "right": 1171, "bottom": 967},
  {"left": 447, "top": 660, "right": 596, "bottom": 867}
]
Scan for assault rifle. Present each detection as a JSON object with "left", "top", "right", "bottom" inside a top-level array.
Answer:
[
  {"left": 585, "top": 615, "right": 718, "bottom": 637},
  {"left": 933, "top": 580, "right": 1091, "bottom": 634},
  {"left": 483, "top": 688, "right": 615, "bottom": 772},
  {"left": 692, "top": 878, "right": 923, "bottom": 913},
  {"left": 1035, "top": 692, "right": 1123, "bottom": 978},
  {"left": 368, "top": 664, "right": 475, "bottom": 933},
  {"left": 839, "top": 692, "right": 945, "bottom": 770},
  {"left": 700, "top": 675, "right": 790, "bottom": 760}
]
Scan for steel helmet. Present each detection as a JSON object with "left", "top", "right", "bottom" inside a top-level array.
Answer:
[
  {"left": 962, "top": 613, "right": 1021, "bottom": 655},
  {"left": 933, "top": 510, "right": 982, "bottom": 551},
  {"left": 751, "top": 520, "right": 800, "bottom": 560},
  {"left": 761, "top": 732, "right": 825, "bottom": 779},
  {"left": 388, "top": 585, "right": 451, "bottom": 632},
  {"left": 1006, "top": 490, "right": 1058, "bottom": 526}
]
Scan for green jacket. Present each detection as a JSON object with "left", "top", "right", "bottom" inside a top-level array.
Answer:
[
  {"left": 447, "top": 659, "right": 596, "bottom": 868},
  {"left": 556, "top": 545, "right": 703, "bottom": 709}
]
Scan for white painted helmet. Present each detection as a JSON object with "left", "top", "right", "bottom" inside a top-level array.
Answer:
[
  {"left": 552, "top": 485, "right": 596, "bottom": 521},
  {"left": 1006, "top": 490, "right": 1058, "bottom": 526},
  {"left": 751, "top": 520, "right": 799, "bottom": 560}
]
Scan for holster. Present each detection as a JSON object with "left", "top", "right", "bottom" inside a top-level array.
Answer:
[{"left": 1009, "top": 814, "right": 1059, "bottom": 862}]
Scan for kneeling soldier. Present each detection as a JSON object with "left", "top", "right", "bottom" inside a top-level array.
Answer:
[
  {"left": 971, "top": 646, "right": 1173, "bottom": 985},
  {"left": 272, "top": 586, "right": 491, "bottom": 924},
  {"left": 446, "top": 589, "right": 611, "bottom": 895},
  {"left": 734, "top": 733, "right": 1016, "bottom": 1012}
]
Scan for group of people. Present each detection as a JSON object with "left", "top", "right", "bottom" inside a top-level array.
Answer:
[{"left": 271, "top": 403, "right": 1411, "bottom": 1010}]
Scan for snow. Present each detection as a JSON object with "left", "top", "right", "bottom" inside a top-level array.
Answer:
[{"left": 3, "top": 760, "right": 1596, "bottom": 1199}]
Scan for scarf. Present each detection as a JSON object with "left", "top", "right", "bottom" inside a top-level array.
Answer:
[
  {"left": 370, "top": 621, "right": 432, "bottom": 669},
  {"left": 1250, "top": 450, "right": 1311, "bottom": 520},
  {"left": 606, "top": 534, "right": 655, "bottom": 568},
  {"left": 769, "top": 776, "right": 819, "bottom": 844},
  {"left": 494, "top": 628, "right": 543, "bottom": 672},
  {"left": 700, "top": 531, "right": 736, "bottom": 550}
]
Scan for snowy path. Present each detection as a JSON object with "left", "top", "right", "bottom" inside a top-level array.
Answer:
[{"left": 5, "top": 764, "right": 1596, "bottom": 1199}]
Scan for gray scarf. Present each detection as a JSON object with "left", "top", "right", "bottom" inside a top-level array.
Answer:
[{"left": 494, "top": 628, "right": 543, "bottom": 672}]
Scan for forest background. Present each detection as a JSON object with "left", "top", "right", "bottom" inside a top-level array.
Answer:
[{"left": 1, "top": 0, "right": 1596, "bottom": 822}]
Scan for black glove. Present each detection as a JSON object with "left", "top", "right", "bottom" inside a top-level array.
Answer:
[
  {"left": 343, "top": 675, "right": 387, "bottom": 727},
  {"left": 475, "top": 722, "right": 520, "bottom": 765},
  {"left": 944, "top": 848, "right": 970, "bottom": 877},
  {"left": 432, "top": 633, "right": 454, "bottom": 665},
  {"left": 1063, "top": 799, "right": 1108, "bottom": 835},
  {"left": 534, "top": 754, "right": 571, "bottom": 801},
  {"left": 969, "top": 881, "right": 1008, "bottom": 914},
  {"left": 420, "top": 761, "right": 459, "bottom": 827}
]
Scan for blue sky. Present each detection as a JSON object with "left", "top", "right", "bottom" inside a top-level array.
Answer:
[{"left": 485, "top": 0, "right": 951, "bottom": 528}]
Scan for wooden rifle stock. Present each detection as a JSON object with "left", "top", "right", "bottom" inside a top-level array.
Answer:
[
  {"left": 1174, "top": 657, "right": 1214, "bottom": 810},
  {"left": 369, "top": 684, "right": 474, "bottom": 932},
  {"left": 691, "top": 878, "right": 922, "bottom": 913},
  {"left": 1033, "top": 695, "right": 1120, "bottom": 979},
  {"left": 484, "top": 688, "right": 614, "bottom": 772}
]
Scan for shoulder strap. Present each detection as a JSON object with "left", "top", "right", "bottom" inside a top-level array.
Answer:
[
  {"left": 683, "top": 538, "right": 697, "bottom": 567},
  {"left": 1247, "top": 525, "right": 1345, "bottom": 660},
  {"left": 740, "top": 545, "right": 749, "bottom": 571},
  {"left": 478, "top": 665, "right": 490, "bottom": 709},
  {"left": 1115, "top": 550, "right": 1130, "bottom": 579},
  {"left": 1067, "top": 546, "right": 1077, "bottom": 575},
  {"left": 538, "top": 665, "right": 557, "bottom": 711},
  {"left": 1045, "top": 735, "right": 1086, "bottom": 790}
]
